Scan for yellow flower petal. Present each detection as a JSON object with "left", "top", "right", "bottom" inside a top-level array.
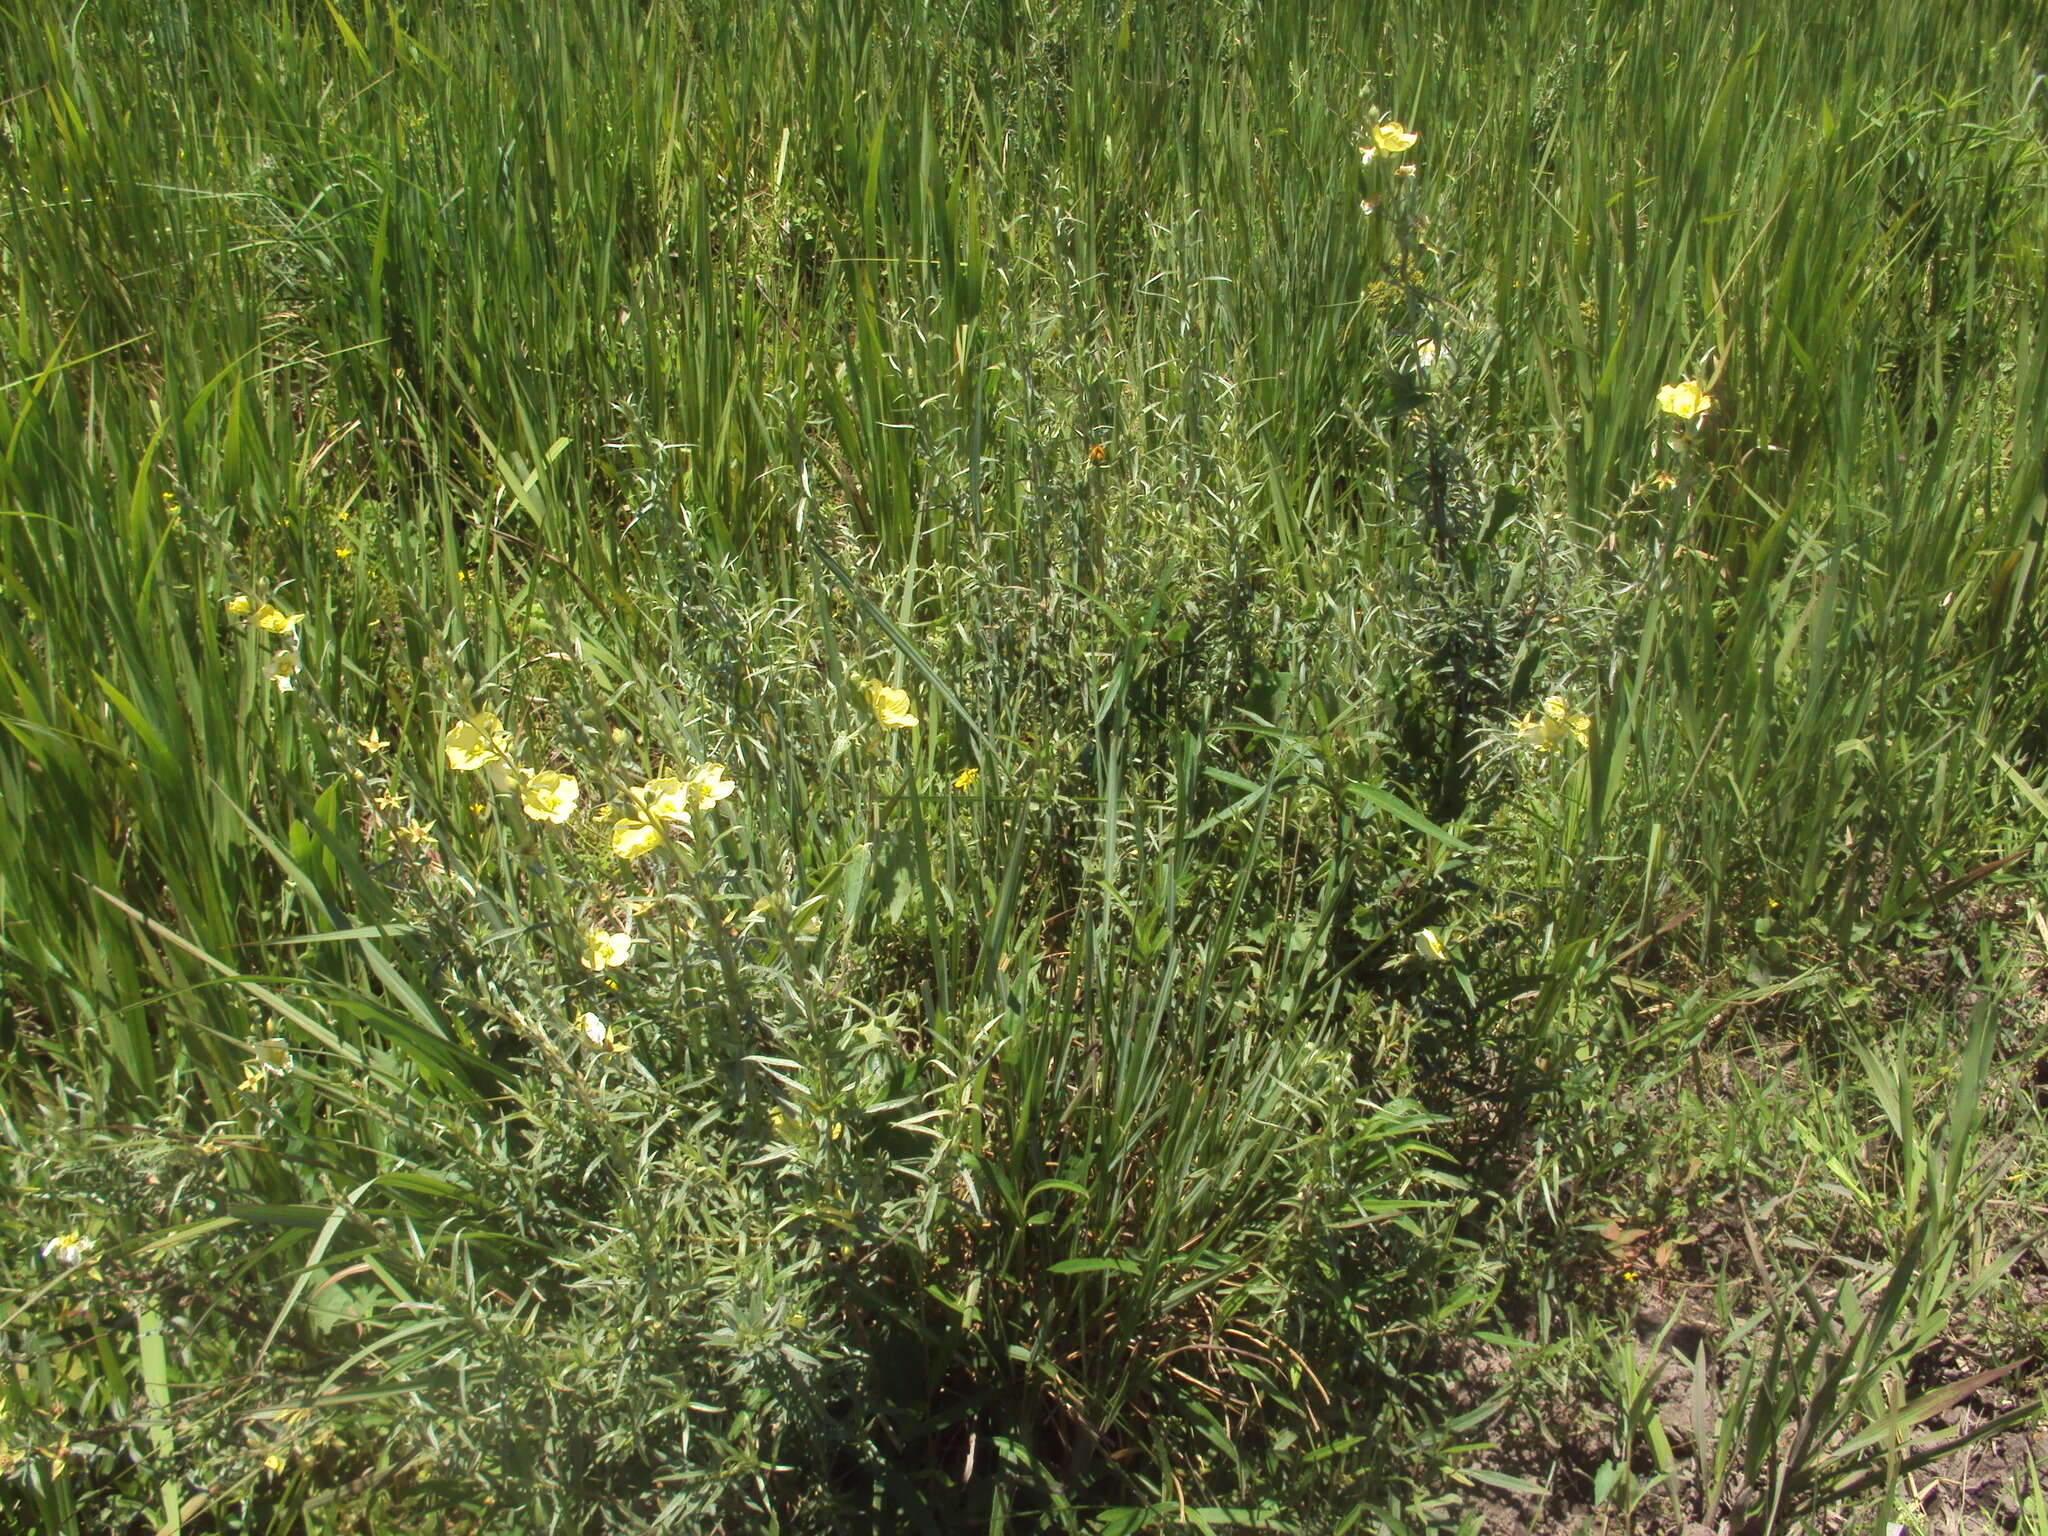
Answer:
[
  {"left": 684, "top": 761, "right": 737, "bottom": 811},
  {"left": 1371, "top": 119, "right": 1418, "bottom": 155},
  {"left": 251, "top": 603, "right": 306, "bottom": 635},
  {"left": 861, "top": 677, "right": 919, "bottom": 730},
  {"left": 953, "top": 765, "right": 980, "bottom": 791},
  {"left": 1656, "top": 379, "right": 1713, "bottom": 422},
  {"left": 637, "top": 776, "right": 691, "bottom": 822},
  {"left": 610, "top": 817, "right": 663, "bottom": 859},
  {"left": 443, "top": 713, "right": 511, "bottom": 771},
  {"left": 520, "top": 770, "right": 580, "bottom": 824},
  {"left": 580, "top": 929, "right": 634, "bottom": 971}
]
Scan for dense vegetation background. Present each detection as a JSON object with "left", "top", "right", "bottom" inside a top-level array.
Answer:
[{"left": 3, "top": 0, "right": 2047, "bottom": 1529}]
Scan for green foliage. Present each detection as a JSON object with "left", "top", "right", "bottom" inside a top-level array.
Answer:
[{"left": 1, "top": 0, "right": 2044, "bottom": 1530}]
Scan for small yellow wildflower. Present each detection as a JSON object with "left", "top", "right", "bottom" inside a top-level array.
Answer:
[
  {"left": 684, "top": 761, "right": 737, "bottom": 811},
  {"left": 1413, "top": 928, "right": 1449, "bottom": 965},
  {"left": 1413, "top": 338, "right": 1443, "bottom": 370},
  {"left": 861, "top": 677, "right": 919, "bottom": 730},
  {"left": 1515, "top": 696, "right": 1592, "bottom": 753},
  {"left": 577, "top": 1011, "right": 630, "bottom": 1054},
  {"left": 263, "top": 651, "right": 300, "bottom": 693},
  {"left": 637, "top": 776, "right": 692, "bottom": 822},
  {"left": 252, "top": 603, "right": 306, "bottom": 636},
  {"left": 224, "top": 594, "right": 253, "bottom": 618},
  {"left": 953, "top": 765, "right": 980, "bottom": 791},
  {"left": 1395, "top": 162, "right": 1418, "bottom": 178},
  {"left": 263, "top": 1452, "right": 288, "bottom": 1475},
  {"left": 442, "top": 713, "right": 513, "bottom": 771},
  {"left": 1656, "top": 379, "right": 1713, "bottom": 423},
  {"left": 373, "top": 791, "right": 404, "bottom": 811},
  {"left": 520, "top": 770, "right": 581, "bottom": 824},
  {"left": 238, "top": 1036, "right": 294, "bottom": 1094},
  {"left": 1362, "top": 119, "right": 1418, "bottom": 163},
  {"left": 1544, "top": 694, "right": 1593, "bottom": 750},
  {"left": 358, "top": 731, "right": 390, "bottom": 754},
  {"left": 395, "top": 819, "right": 435, "bottom": 846},
  {"left": 334, "top": 543, "right": 353, "bottom": 560},
  {"left": 581, "top": 928, "right": 633, "bottom": 971},
  {"left": 41, "top": 1231, "right": 93, "bottom": 1268},
  {"left": 610, "top": 816, "right": 663, "bottom": 860}
]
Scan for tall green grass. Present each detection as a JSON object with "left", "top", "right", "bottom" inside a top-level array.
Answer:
[{"left": 2, "top": 0, "right": 2044, "bottom": 1529}]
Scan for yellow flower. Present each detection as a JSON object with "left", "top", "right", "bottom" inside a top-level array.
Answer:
[
  {"left": 443, "top": 713, "right": 513, "bottom": 771},
  {"left": 860, "top": 676, "right": 919, "bottom": 730},
  {"left": 1369, "top": 119, "right": 1418, "bottom": 158},
  {"left": 1413, "top": 338, "right": 1443, "bottom": 370},
  {"left": 636, "top": 776, "right": 692, "bottom": 822},
  {"left": 953, "top": 765, "right": 980, "bottom": 791},
  {"left": 1413, "top": 928, "right": 1449, "bottom": 964},
  {"left": 1543, "top": 694, "right": 1593, "bottom": 749},
  {"left": 41, "top": 1230, "right": 93, "bottom": 1267},
  {"left": 252, "top": 602, "right": 306, "bottom": 636},
  {"left": 520, "top": 770, "right": 581, "bottom": 824},
  {"left": 1656, "top": 379, "right": 1713, "bottom": 422},
  {"left": 577, "top": 1011, "right": 630, "bottom": 1053},
  {"left": 1516, "top": 697, "right": 1591, "bottom": 753},
  {"left": 238, "top": 1036, "right": 294, "bottom": 1093},
  {"left": 224, "top": 594, "right": 253, "bottom": 618},
  {"left": 263, "top": 1452, "right": 287, "bottom": 1475},
  {"left": 358, "top": 731, "right": 390, "bottom": 754},
  {"left": 334, "top": 544, "right": 353, "bottom": 560},
  {"left": 580, "top": 928, "right": 633, "bottom": 971},
  {"left": 684, "top": 761, "right": 737, "bottom": 812},
  {"left": 610, "top": 816, "right": 664, "bottom": 859},
  {"left": 262, "top": 651, "right": 300, "bottom": 693},
  {"left": 373, "top": 791, "right": 404, "bottom": 811},
  {"left": 396, "top": 819, "right": 436, "bottom": 846}
]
